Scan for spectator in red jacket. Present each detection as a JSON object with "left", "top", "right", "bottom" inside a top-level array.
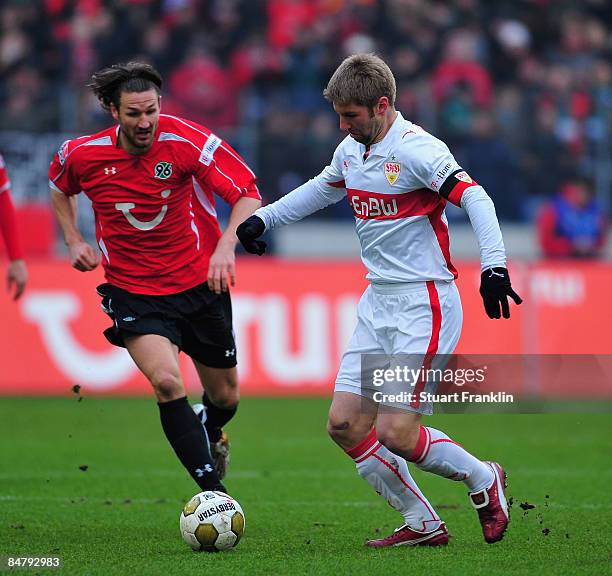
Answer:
[{"left": 167, "top": 45, "right": 237, "bottom": 131}]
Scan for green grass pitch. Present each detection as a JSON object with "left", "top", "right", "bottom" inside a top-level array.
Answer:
[{"left": 1, "top": 396, "right": 610, "bottom": 575}]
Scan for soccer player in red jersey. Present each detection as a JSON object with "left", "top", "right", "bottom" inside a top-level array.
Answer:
[
  {"left": 0, "top": 153, "right": 28, "bottom": 300},
  {"left": 49, "top": 62, "right": 261, "bottom": 494}
]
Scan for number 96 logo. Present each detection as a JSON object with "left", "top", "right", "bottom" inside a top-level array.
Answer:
[{"left": 154, "top": 161, "right": 173, "bottom": 179}]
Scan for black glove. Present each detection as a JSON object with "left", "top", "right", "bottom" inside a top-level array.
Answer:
[
  {"left": 236, "top": 215, "right": 267, "bottom": 256},
  {"left": 479, "top": 267, "right": 522, "bottom": 319}
]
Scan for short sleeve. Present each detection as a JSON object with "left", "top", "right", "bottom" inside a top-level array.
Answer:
[
  {"left": 48, "top": 140, "right": 81, "bottom": 196},
  {"left": 193, "top": 134, "right": 260, "bottom": 206},
  {"left": 0, "top": 154, "right": 10, "bottom": 194}
]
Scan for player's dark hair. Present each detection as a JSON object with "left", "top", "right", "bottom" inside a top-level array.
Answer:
[
  {"left": 87, "top": 62, "right": 162, "bottom": 112},
  {"left": 324, "top": 53, "right": 396, "bottom": 109}
]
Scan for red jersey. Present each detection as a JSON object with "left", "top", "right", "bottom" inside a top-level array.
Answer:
[
  {"left": 0, "top": 154, "right": 9, "bottom": 194},
  {"left": 48, "top": 114, "right": 260, "bottom": 295},
  {"left": 0, "top": 153, "right": 23, "bottom": 260}
]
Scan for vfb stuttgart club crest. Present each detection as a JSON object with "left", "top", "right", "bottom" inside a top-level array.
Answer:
[
  {"left": 454, "top": 170, "right": 473, "bottom": 184},
  {"left": 384, "top": 156, "right": 401, "bottom": 185},
  {"left": 154, "top": 161, "right": 173, "bottom": 179}
]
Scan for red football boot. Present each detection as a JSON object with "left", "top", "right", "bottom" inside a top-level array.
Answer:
[
  {"left": 469, "top": 461, "right": 509, "bottom": 543},
  {"left": 366, "top": 523, "right": 449, "bottom": 548}
]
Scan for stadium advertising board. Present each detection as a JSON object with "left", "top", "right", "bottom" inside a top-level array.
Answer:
[{"left": 1, "top": 259, "right": 611, "bottom": 396}]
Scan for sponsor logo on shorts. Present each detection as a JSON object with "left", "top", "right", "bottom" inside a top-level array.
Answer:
[{"left": 225, "top": 348, "right": 236, "bottom": 357}]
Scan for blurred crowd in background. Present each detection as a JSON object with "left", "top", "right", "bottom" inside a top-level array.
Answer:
[{"left": 0, "top": 0, "right": 610, "bottom": 253}]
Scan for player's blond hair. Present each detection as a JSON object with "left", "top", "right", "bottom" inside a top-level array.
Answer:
[{"left": 323, "top": 53, "right": 396, "bottom": 109}]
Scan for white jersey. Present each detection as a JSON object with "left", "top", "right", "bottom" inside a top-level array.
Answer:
[{"left": 256, "top": 112, "right": 506, "bottom": 283}]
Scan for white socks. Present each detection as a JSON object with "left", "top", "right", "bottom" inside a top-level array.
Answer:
[
  {"left": 408, "top": 425, "right": 494, "bottom": 492},
  {"left": 346, "top": 428, "right": 442, "bottom": 532},
  {"left": 345, "top": 425, "right": 495, "bottom": 529}
]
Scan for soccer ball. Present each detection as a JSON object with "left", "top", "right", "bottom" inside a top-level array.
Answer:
[{"left": 179, "top": 491, "right": 245, "bottom": 552}]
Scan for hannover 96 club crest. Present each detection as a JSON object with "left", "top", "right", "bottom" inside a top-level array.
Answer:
[{"left": 154, "top": 161, "right": 173, "bottom": 179}]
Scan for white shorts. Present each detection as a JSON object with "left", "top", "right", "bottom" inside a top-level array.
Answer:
[{"left": 335, "top": 280, "right": 463, "bottom": 414}]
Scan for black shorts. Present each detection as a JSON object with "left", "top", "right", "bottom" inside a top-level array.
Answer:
[{"left": 96, "top": 282, "right": 237, "bottom": 369}]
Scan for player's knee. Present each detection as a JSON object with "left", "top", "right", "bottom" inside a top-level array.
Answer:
[
  {"left": 211, "top": 386, "right": 240, "bottom": 410},
  {"left": 326, "top": 417, "right": 349, "bottom": 446},
  {"left": 377, "top": 423, "right": 420, "bottom": 456},
  {"left": 207, "top": 376, "right": 240, "bottom": 409},
  {"left": 150, "top": 370, "right": 183, "bottom": 401},
  {"left": 327, "top": 415, "right": 366, "bottom": 449}
]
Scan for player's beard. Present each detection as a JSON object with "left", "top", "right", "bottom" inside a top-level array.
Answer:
[
  {"left": 351, "top": 116, "right": 384, "bottom": 146},
  {"left": 365, "top": 116, "right": 385, "bottom": 146},
  {"left": 130, "top": 128, "right": 154, "bottom": 149},
  {"left": 120, "top": 125, "right": 156, "bottom": 153}
]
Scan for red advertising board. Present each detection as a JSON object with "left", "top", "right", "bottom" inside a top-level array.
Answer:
[{"left": 1, "top": 259, "right": 611, "bottom": 396}]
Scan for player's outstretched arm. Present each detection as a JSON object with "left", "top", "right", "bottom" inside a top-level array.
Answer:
[
  {"left": 460, "top": 186, "right": 522, "bottom": 319},
  {"left": 236, "top": 175, "right": 347, "bottom": 257},
  {"left": 237, "top": 146, "right": 347, "bottom": 255},
  {"left": 50, "top": 188, "right": 100, "bottom": 272}
]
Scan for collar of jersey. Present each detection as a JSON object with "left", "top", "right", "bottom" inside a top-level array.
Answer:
[{"left": 111, "top": 124, "right": 161, "bottom": 156}]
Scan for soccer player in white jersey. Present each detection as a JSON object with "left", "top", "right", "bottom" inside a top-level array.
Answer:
[{"left": 237, "top": 54, "right": 522, "bottom": 547}]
